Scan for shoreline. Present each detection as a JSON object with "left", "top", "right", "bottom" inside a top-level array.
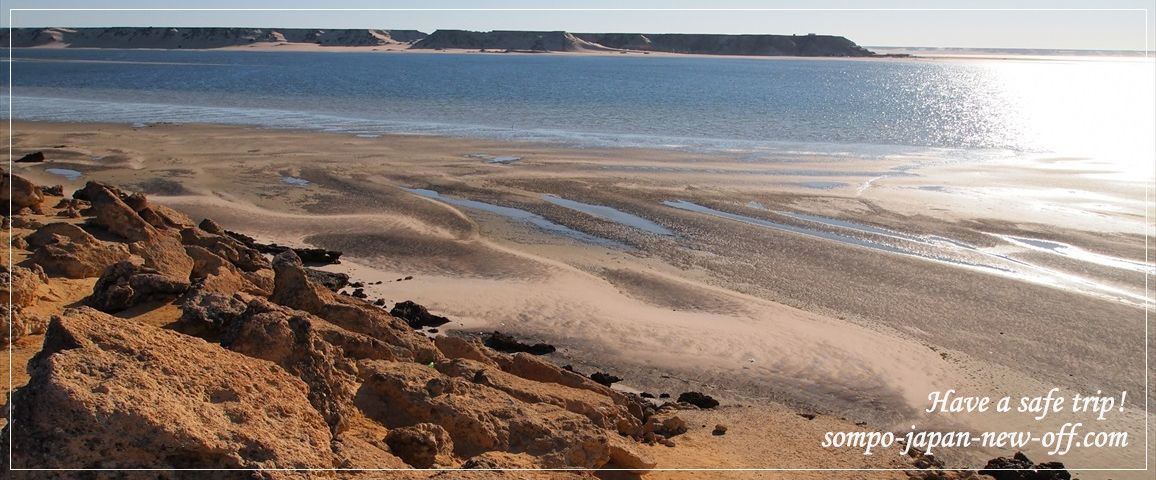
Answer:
[{"left": 6, "top": 120, "right": 1153, "bottom": 474}]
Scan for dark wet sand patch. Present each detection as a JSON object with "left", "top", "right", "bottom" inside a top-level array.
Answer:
[{"left": 600, "top": 268, "right": 747, "bottom": 314}]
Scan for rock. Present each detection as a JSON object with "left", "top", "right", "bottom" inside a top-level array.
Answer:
[
  {"left": 435, "top": 335, "right": 501, "bottom": 367},
  {"left": 646, "top": 414, "right": 687, "bottom": 437},
  {"left": 1, "top": 308, "right": 334, "bottom": 470},
  {"left": 608, "top": 436, "right": 656, "bottom": 472},
  {"left": 11, "top": 216, "right": 44, "bottom": 229},
  {"left": 270, "top": 250, "right": 440, "bottom": 363},
  {"left": 1, "top": 170, "right": 45, "bottom": 214},
  {"left": 352, "top": 288, "right": 368, "bottom": 299},
  {"left": 390, "top": 300, "right": 451, "bottom": 329},
  {"left": 179, "top": 227, "right": 270, "bottom": 273},
  {"left": 1, "top": 264, "right": 47, "bottom": 308},
  {"left": 15, "top": 151, "right": 45, "bottom": 163},
  {"left": 306, "top": 268, "right": 349, "bottom": 291},
  {"left": 678, "top": 391, "right": 719, "bottom": 409},
  {"left": 350, "top": 281, "right": 364, "bottom": 288},
  {"left": 797, "top": 412, "right": 816, "bottom": 420},
  {"left": 43, "top": 185, "right": 64, "bottom": 196},
  {"left": 128, "top": 234, "right": 195, "bottom": 280},
  {"left": 27, "top": 223, "right": 135, "bottom": 278},
  {"left": 980, "top": 452, "right": 1071, "bottom": 480},
  {"left": 385, "top": 423, "right": 455, "bottom": 468},
  {"left": 659, "top": 393, "right": 670, "bottom": 398},
  {"left": 225, "top": 229, "right": 342, "bottom": 265},
  {"left": 198, "top": 218, "right": 224, "bottom": 234},
  {"left": 712, "top": 424, "right": 728, "bottom": 436},
  {"left": 87, "top": 261, "right": 190, "bottom": 313},
  {"left": 186, "top": 245, "right": 270, "bottom": 296},
  {"left": 374, "top": 298, "right": 386, "bottom": 306},
  {"left": 436, "top": 358, "right": 644, "bottom": 437},
  {"left": 58, "top": 206, "right": 81, "bottom": 218},
  {"left": 640, "top": 392, "right": 655, "bottom": 399},
  {"left": 590, "top": 372, "right": 622, "bottom": 386},
  {"left": 485, "top": 331, "right": 556, "bottom": 355},
  {"left": 85, "top": 181, "right": 157, "bottom": 242},
  {"left": 356, "top": 360, "right": 634, "bottom": 468}
]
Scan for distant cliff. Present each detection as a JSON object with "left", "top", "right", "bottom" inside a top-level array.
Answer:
[
  {"left": 412, "top": 30, "right": 875, "bottom": 57},
  {"left": 2, "top": 27, "right": 428, "bottom": 49},
  {"left": 3, "top": 27, "right": 874, "bottom": 57}
]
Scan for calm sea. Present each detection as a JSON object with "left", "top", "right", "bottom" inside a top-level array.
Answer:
[{"left": 4, "top": 49, "right": 1154, "bottom": 174}]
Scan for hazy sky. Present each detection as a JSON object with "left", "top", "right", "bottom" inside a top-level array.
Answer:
[{"left": 5, "top": 0, "right": 1154, "bottom": 50}]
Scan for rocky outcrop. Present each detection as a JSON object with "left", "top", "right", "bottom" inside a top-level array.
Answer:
[
  {"left": 87, "top": 261, "right": 190, "bottom": 313},
  {"left": 16, "top": 151, "right": 45, "bottom": 163},
  {"left": 355, "top": 360, "right": 650, "bottom": 469},
  {"left": 270, "top": 250, "right": 439, "bottom": 363},
  {"left": 7, "top": 174, "right": 658, "bottom": 472},
  {"left": 27, "top": 222, "right": 135, "bottom": 278},
  {"left": 2, "top": 169, "right": 45, "bottom": 214},
  {"left": 1, "top": 27, "right": 428, "bottom": 49},
  {"left": 678, "top": 391, "right": 719, "bottom": 409},
  {"left": 1, "top": 308, "right": 334, "bottom": 470},
  {"left": 412, "top": 29, "right": 874, "bottom": 57},
  {"left": 485, "top": 331, "right": 556, "bottom": 355}
]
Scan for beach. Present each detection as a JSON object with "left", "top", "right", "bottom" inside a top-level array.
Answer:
[{"left": 7, "top": 120, "right": 1151, "bottom": 474}]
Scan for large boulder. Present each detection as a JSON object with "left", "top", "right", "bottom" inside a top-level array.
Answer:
[
  {"left": 84, "top": 182, "right": 158, "bottom": 242},
  {"left": 128, "top": 234, "right": 195, "bottom": 280},
  {"left": 1, "top": 307, "right": 334, "bottom": 470},
  {"left": 86, "top": 261, "right": 190, "bottom": 313},
  {"left": 185, "top": 245, "right": 271, "bottom": 296},
  {"left": 2, "top": 170, "right": 45, "bottom": 214},
  {"left": 26, "top": 223, "right": 135, "bottom": 278}
]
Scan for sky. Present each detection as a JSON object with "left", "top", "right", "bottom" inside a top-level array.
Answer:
[{"left": 4, "top": 0, "right": 1155, "bottom": 51}]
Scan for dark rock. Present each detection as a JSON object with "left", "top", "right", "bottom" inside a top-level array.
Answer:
[
  {"left": 87, "top": 261, "right": 190, "bottom": 313},
  {"left": 562, "top": 364, "right": 575, "bottom": 372},
  {"left": 659, "top": 393, "right": 670, "bottom": 398},
  {"left": 390, "top": 300, "right": 451, "bottom": 329},
  {"left": 373, "top": 298, "right": 386, "bottom": 306},
  {"left": 305, "top": 268, "right": 349, "bottom": 292},
  {"left": 677, "top": 392, "right": 719, "bottom": 409},
  {"left": 484, "top": 331, "right": 556, "bottom": 355},
  {"left": 712, "top": 424, "right": 727, "bottom": 436},
  {"left": 198, "top": 218, "right": 224, "bottom": 235},
  {"left": 42, "top": 185, "right": 64, "bottom": 196},
  {"left": 404, "top": 275, "right": 413, "bottom": 280},
  {"left": 224, "top": 229, "right": 342, "bottom": 265},
  {"left": 980, "top": 452, "right": 1070, "bottom": 480},
  {"left": 427, "top": 328, "right": 439, "bottom": 334},
  {"left": 640, "top": 392, "right": 654, "bottom": 399},
  {"left": 590, "top": 372, "right": 622, "bottom": 386},
  {"left": 16, "top": 151, "right": 45, "bottom": 163},
  {"left": 352, "top": 288, "right": 367, "bottom": 299},
  {"left": 797, "top": 413, "right": 816, "bottom": 420},
  {"left": 350, "top": 281, "right": 364, "bottom": 288}
]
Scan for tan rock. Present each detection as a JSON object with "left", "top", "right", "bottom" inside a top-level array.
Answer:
[
  {"left": 270, "top": 250, "right": 440, "bottom": 363},
  {"left": 1, "top": 307, "right": 334, "bottom": 470},
  {"left": 434, "top": 335, "right": 500, "bottom": 367},
  {"left": 1, "top": 264, "right": 47, "bottom": 308},
  {"left": 2, "top": 170, "right": 45, "bottom": 214},
  {"left": 356, "top": 360, "right": 616, "bottom": 468},
  {"left": 27, "top": 224, "right": 135, "bottom": 279},
  {"left": 86, "top": 182, "right": 158, "bottom": 242},
  {"left": 437, "top": 358, "right": 643, "bottom": 437},
  {"left": 128, "top": 234, "right": 195, "bottom": 280},
  {"left": 186, "top": 245, "right": 268, "bottom": 295},
  {"left": 385, "top": 423, "right": 455, "bottom": 468},
  {"left": 180, "top": 226, "right": 270, "bottom": 272}
]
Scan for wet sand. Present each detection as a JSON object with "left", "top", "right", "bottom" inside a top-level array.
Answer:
[{"left": 7, "top": 121, "right": 1153, "bottom": 475}]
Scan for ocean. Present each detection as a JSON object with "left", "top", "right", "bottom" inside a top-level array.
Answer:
[{"left": 5, "top": 48, "right": 1154, "bottom": 176}]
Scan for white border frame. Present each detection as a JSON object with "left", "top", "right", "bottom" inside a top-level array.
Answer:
[{"left": 4, "top": 5, "right": 1151, "bottom": 476}]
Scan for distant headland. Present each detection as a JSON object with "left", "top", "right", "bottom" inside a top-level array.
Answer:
[{"left": 3, "top": 27, "right": 878, "bottom": 57}]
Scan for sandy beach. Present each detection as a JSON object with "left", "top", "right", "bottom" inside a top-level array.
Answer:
[{"left": 6, "top": 120, "right": 1151, "bottom": 475}]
